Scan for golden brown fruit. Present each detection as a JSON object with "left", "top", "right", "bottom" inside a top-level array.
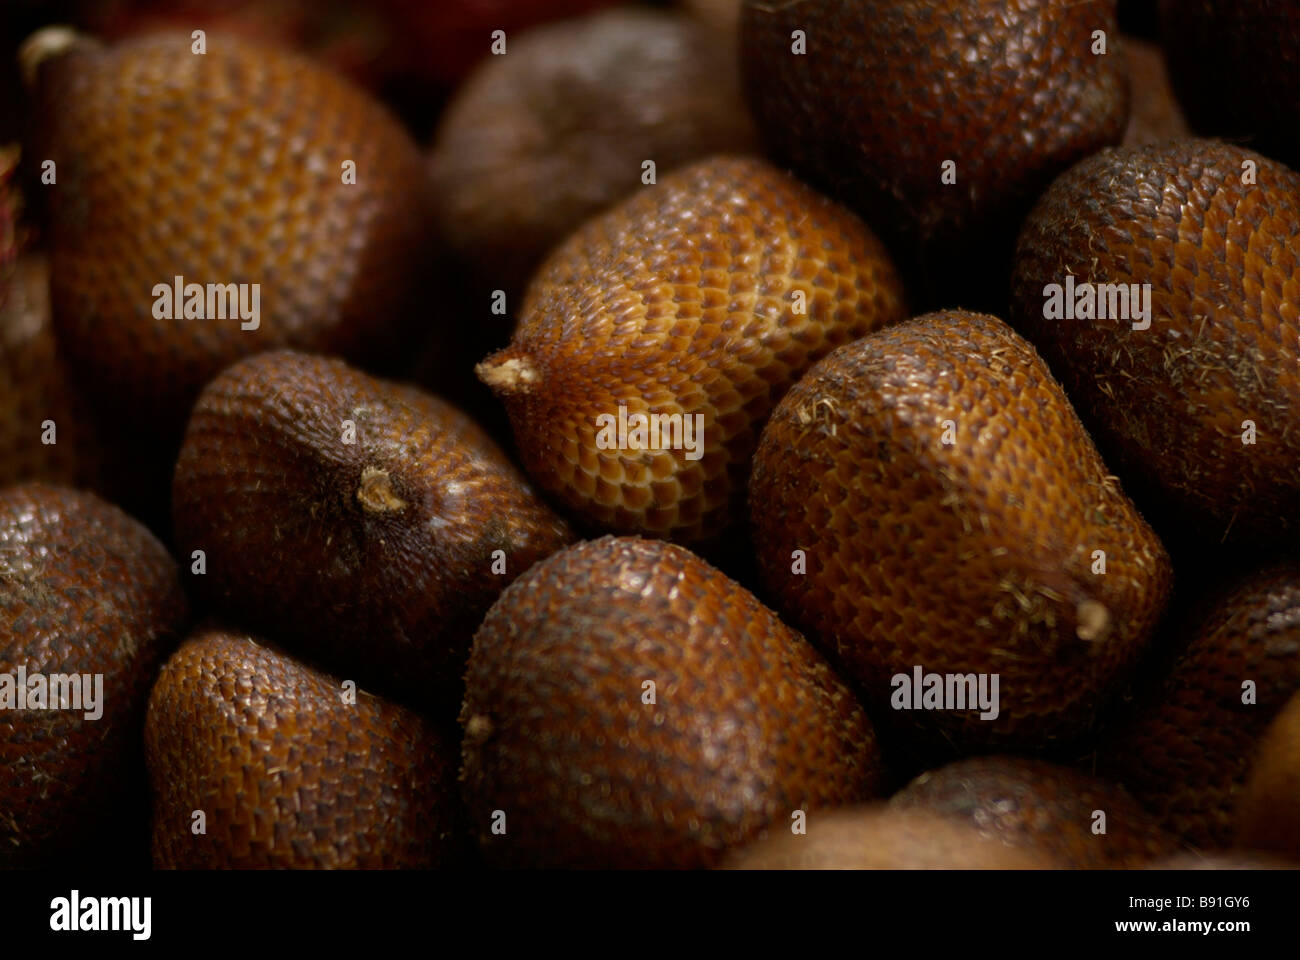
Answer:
[
  {"left": 24, "top": 29, "right": 433, "bottom": 435},
  {"left": 1158, "top": 0, "right": 1300, "bottom": 168},
  {"left": 0, "top": 483, "right": 188, "bottom": 867},
  {"left": 891, "top": 756, "right": 1178, "bottom": 868},
  {"left": 0, "top": 256, "right": 102, "bottom": 488},
  {"left": 749, "top": 310, "right": 1171, "bottom": 750},
  {"left": 460, "top": 536, "right": 884, "bottom": 868},
  {"left": 740, "top": 0, "right": 1127, "bottom": 307},
  {"left": 172, "top": 350, "right": 573, "bottom": 712},
  {"left": 1010, "top": 139, "right": 1300, "bottom": 543},
  {"left": 477, "top": 155, "right": 907, "bottom": 544},
  {"left": 146, "top": 625, "right": 461, "bottom": 868},
  {"left": 723, "top": 806, "right": 1060, "bottom": 870},
  {"left": 428, "top": 8, "right": 756, "bottom": 297},
  {"left": 1121, "top": 36, "right": 1188, "bottom": 146},
  {"left": 1236, "top": 691, "right": 1300, "bottom": 860},
  {"left": 1103, "top": 565, "right": 1300, "bottom": 849}
]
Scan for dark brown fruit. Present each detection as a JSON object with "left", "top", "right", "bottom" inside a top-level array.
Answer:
[
  {"left": 428, "top": 7, "right": 756, "bottom": 297},
  {"left": 0, "top": 255, "right": 103, "bottom": 488},
  {"left": 740, "top": 0, "right": 1127, "bottom": 307},
  {"left": 891, "top": 756, "right": 1178, "bottom": 868},
  {"left": 1104, "top": 564, "right": 1300, "bottom": 848},
  {"left": 0, "top": 483, "right": 188, "bottom": 867},
  {"left": 750, "top": 310, "right": 1171, "bottom": 751},
  {"left": 1121, "top": 36, "right": 1188, "bottom": 146},
  {"left": 460, "top": 536, "right": 884, "bottom": 868},
  {"left": 1145, "top": 852, "right": 1299, "bottom": 870},
  {"left": 146, "top": 625, "right": 460, "bottom": 868},
  {"left": 24, "top": 28, "right": 433, "bottom": 436},
  {"left": 0, "top": 144, "right": 17, "bottom": 305},
  {"left": 682, "top": 0, "right": 741, "bottom": 37},
  {"left": 172, "top": 350, "right": 573, "bottom": 712},
  {"left": 477, "top": 155, "right": 907, "bottom": 544},
  {"left": 1236, "top": 691, "right": 1300, "bottom": 860},
  {"left": 1158, "top": 0, "right": 1300, "bottom": 168},
  {"left": 1011, "top": 139, "right": 1300, "bottom": 543},
  {"left": 723, "top": 806, "right": 1060, "bottom": 870}
]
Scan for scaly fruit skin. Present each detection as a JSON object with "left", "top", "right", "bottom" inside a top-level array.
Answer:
[
  {"left": 1103, "top": 565, "right": 1300, "bottom": 849},
  {"left": 460, "top": 536, "right": 884, "bottom": 869},
  {"left": 1011, "top": 140, "right": 1300, "bottom": 543},
  {"left": 428, "top": 8, "right": 756, "bottom": 298},
  {"left": 723, "top": 806, "right": 1060, "bottom": 870},
  {"left": 1237, "top": 692, "right": 1300, "bottom": 860},
  {"left": 1158, "top": 0, "right": 1300, "bottom": 169},
  {"left": 172, "top": 351, "right": 573, "bottom": 712},
  {"left": 750, "top": 311, "right": 1171, "bottom": 750},
  {"left": 0, "top": 256, "right": 103, "bottom": 488},
  {"left": 28, "top": 30, "right": 433, "bottom": 436},
  {"left": 477, "top": 155, "right": 907, "bottom": 545},
  {"left": 740, "top": 0, "right": 1127, "bottom": 308},
  {"left": 890, "top": 756, "right": 1178, "bottom": 868},
  {"left": 0, "top": 483, "right": 188, "bottom": 867},
  {"left": 146, "top": 625, "right": 461, "bottom": 868}
]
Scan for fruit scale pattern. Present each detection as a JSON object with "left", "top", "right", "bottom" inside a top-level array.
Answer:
[{"left": 1, "top": 0, "right": 1299, "bottom": 871}]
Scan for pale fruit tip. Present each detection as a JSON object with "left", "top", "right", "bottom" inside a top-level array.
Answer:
[
  {"left": 356, "top": 466, "right": 406, "bottom": 514},
  {"left": 1075, "top": 599, "right": 1111, "bottom": 641},
  {"left": 476, "top": 353, "right": 539, "bottom": 395},
  {"left": 19, "top": 26, "right": 91, "bottom": 92}
]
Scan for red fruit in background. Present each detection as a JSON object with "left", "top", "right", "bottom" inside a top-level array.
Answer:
[
  {"left": 78, "top": 0, "right": 619, "bottom": 93},
  {"left": 375, "top": 0, "right": 619, "bottom": 86},
  {"left": 76, "top": 0, "right": 392, "bottom": 90}
]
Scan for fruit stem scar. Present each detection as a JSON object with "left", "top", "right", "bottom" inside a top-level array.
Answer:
[
  {"left": 1075, "top": 599, "right": 1111, "bottom": 641},
  {"left": 357, "top": 466, "right": 406, "bottom": 513},
  {"left": 476, "top": 353, "right": 539, "bottom": 394},
  {"left": 466, "top": 714, "right": 493, "bottom": 740},
  {"left": 19, "top": 27, "right": 93, "bottom": 91}
]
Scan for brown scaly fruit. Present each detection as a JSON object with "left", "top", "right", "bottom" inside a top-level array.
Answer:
[
  {"left": 460, "top": 536, "right": 884, "bottom": 868},
  {"left": 723, "top": 806, "right": 1060, "bottom": 870},
  {"left": 21, "top": 28, "right": 434, "bottom": 439},
  {"left": 740, "top": 0, "right": 1128, "bottom": 308},
  {"left": 0, "top": 483, "right": 188, "bottom": 867},
  {"left": 1103, "top": 564, "right": 1300, "bottom": 849},
  {"left": 890, "top": 756, "right": 1179, "bottom": 868},
  {"left": 0, "top": 255, "right": 103, "bottom": 488},
  {"left": 1158, "top": 0, "right": 1300, "bottom": 168},
  {"left": 749, "top": 310, "right": 1172, "bottom": 751},
  {"left": 172, "top": 350, "right": 573, "bottom": 712},
  {"left": 476, "top": 155, "right": 907, "bottom": 545},
  {"left": 1010, "top": 139, "right": 1300, "bottom": 544},
  {"left": 1121, "top": 36, "right": 1188, "bottom": 146},
  {"left": 428, "top": 7, "right": 757, "bottom": 299},
  {"left": 1236, "top": 691, "right": 1300, "bottom": 860},
  {"left": 146, "top": 625, "right": 461, "bottom": 868}
]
